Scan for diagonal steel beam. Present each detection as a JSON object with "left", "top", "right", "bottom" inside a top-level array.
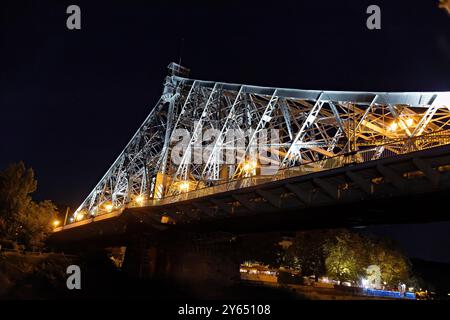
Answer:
[
  {"left": 232, "top": 89, "right": 279, "bottom": 178},
  {"left": 412, "top": 158, "right": 440, "bottom": 187},
  {"left": 202, "top": 85, "right": 244, "bottom": 181},
  {"left": 255, "top": 189, "right": 281, "bottom": 208},
  {"left": 313, "top": 178, "right": 339, "bottom": 200},
  {"left": 281, "top": 93, "right": 324, "bottom": 167},
  {"left": 346, "top": 171, "right": 373, "bottom": 195},
  {"left": 376, "top": 164, "right": 407, "bottom": 191}
]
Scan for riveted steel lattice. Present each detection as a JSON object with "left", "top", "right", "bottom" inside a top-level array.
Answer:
[{"left": 69, "top": 63, "right": 450, "bottom": 223}]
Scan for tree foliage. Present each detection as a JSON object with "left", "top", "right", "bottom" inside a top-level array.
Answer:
[
  {"left": 284, "top": 229, "right": 338, "bottom": 280},
  {"left": 323, "top": 231, "right": 368, "bottom": 283},
  {"left": 237, "top": 233, "right": 284, "bottom": 267},
  {"left": 281, "top": 229, "right": 413, "bottom": 286},
  {"left": 0, "top": 162, "right": 58, "bottom": 249},
  {"left": 367, "top": 238, "right": 411, "bottom": 286}
]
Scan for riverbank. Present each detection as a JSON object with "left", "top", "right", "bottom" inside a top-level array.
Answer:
[{"left": 0, "top": 251, "right": 74, "bottom": 299}]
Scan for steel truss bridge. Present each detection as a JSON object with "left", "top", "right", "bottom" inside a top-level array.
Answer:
[{"left": 54, "top": 63, "right": 450, "bottom": 238}]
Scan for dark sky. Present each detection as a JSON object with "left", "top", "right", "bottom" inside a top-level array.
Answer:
[{"left": 1, "top": 0, "right": 450, "bottom": 262}]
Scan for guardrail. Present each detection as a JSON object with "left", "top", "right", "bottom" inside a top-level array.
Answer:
[
  {"left": 63, "top": 130, "right": 450, "bottom": 226},
  {"left": 0, "top": 247, "right": 77, "bottom": 257},
  {"left": 149, "top": 130, "right": 450, "bottom": 206},
  {"left": 363, "top": 288, "right": 416, "bottom": 300}
]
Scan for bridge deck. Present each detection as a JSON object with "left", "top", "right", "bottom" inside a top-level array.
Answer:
[
  {"left": 51, "top": 143, "right": 450, "bottom": 246},
  {"left": 66, "top": 65, "right": 450, "bottom": 227}
]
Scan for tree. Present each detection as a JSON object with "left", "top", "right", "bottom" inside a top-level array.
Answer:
[
  {"left": 367, "top": 238, "right": 411, "bottom": 287},
  {"left": 284, "top": 229, "right": 339, "bottom": 281},
  {"left": 0, "top": 162, "right": 36, "bottom": 236},
  {"left": 324, "top": 232, "right": 413, "bottom": 287},
  {"left": 0, "top": 162, "right": 58, "bottom": 249},
  {"left": 281, "top": 228, "right": 415, "bottom": 287},
  {"left": 237, "top": 233, "right": 284, "bottom": 267},
  {"left": 323, "top": 231, "right": 368, "bottom": 284}
]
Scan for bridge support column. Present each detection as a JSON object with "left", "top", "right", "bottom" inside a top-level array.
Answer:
[
  {"left": 122, "top": 233, "right": 240, "bottom": 296},
  {"left": 121, "top": 237, "right": 169, "bottom": 280}
]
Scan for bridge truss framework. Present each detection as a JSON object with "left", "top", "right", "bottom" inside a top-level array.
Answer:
[{"left": 68, "top": 63, "right": 450, "bottom": 224}]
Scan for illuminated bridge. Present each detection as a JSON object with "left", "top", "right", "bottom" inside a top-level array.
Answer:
[
  {"left": 52, "top": 63, "right": 450, "bottom": 244},
  {"left": 50, "top": 63, "right": 450, "bottom": 284}
]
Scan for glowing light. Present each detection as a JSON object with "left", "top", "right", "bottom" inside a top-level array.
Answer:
[
  {"left": 405, "top": 117, "right": 414, "bottom": 127},
  {"left": 361, "top": 278, "right": 369, "bottom": 288},
  {"left": 75, "top": 212, "right": 84, "bottom": 221},
  {"left": 105, "top": 204, "right": 114, "bottom": 212},
  {"left": 135, "top": 195, "right": 145, "bottom": 206},
  {"left": 179, "top": 181, "right": 190, "bottom": 192},
  {"left": 242, "top": 160, "right": 257, "bottom": 174},
  {"left": 161, "top": 215, "right": 171, "bottom": 224},
  {"left": 242, "top": 162, "right": 252, "bottom": 172},
  {"left": 388, "top": 122, "right": 398, "bottom": 131},
  {"left": 390, "top": 118, "right": 414, "bottom": 131},
  {"left": 52, "top": 220, "right": 60, "bottom": 227},
  {"left": 160, "top": 215, "right": 175, "bottom": 224}
]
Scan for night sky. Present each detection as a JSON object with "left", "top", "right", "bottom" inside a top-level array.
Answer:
[{"left": 1, "top": 0, "right": 450, "bottom": 262}]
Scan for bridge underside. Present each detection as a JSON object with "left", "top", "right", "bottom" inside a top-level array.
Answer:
[{"left": 50, "top": 143, "right": 450, "bottom": 248}]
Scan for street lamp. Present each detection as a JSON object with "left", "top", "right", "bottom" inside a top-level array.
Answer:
[
  {"left": 388, "top": 122, "right": 398, "bottom": 132},
  {"left": 361, "top": 278, "right": 369, "bottom": 289},
  {"left": 242, "top": 160, "right": 257, "bottom": 175},
  {"left": 179, "top": 181, "right": 190, "bottom": 192},
  {"left": 405, "top": 117, "right": 414, "bottom": 127},
  {"left": 75, "top": 212, "right": 84, "bottom": 221},
  {"left": 135, "top": 195, "right": 145, "bottom": 206},
  {"left": 52, "top": 220, "right": 60, "bottom": 227},
  {"left": 388, "top": 117, "right": 415, "bottom": 132}
]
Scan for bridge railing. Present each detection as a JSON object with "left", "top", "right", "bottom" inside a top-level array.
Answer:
[
  {"left": 63, "top": 129, "right": 450, "bottom": 226},
  {"left": 150, "top": 130, "right": 450, "bottom": 207}
]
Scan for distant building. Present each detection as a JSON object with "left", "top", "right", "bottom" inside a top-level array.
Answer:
[
  {"left": 240, "top": 263, "right": 278, "bottom": 283},
  {"left": 278, "top": 237, "right": 293, "bottom": 250}
]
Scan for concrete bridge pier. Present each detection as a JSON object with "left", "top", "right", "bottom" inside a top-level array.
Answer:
[{"left": 121, "top": 233, "right": 241, "bottom": 295}]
